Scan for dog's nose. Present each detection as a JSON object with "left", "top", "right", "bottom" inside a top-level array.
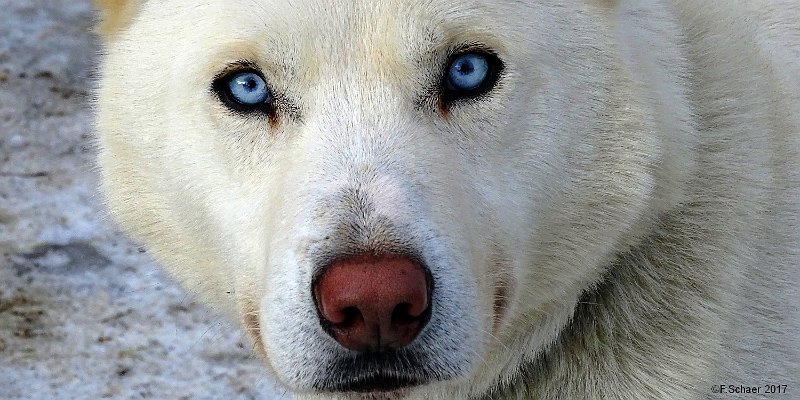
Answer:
[{"left": 313, "top": 253, "right": 431, "bottom": 352}]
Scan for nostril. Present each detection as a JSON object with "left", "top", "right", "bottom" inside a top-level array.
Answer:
[
  {"left": 338, "top": 306, "right": 362, "bottom": 328},
  {"left": 391, "top": 303, "right": 419, "bottom": 325}
]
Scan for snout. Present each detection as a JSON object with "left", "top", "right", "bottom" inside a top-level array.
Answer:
[
  {"left": 261, "top": 174, "right": 483, "bottom": 393},
  {"left": 313, "top": 253, "right": 432, "bottom": 352}
]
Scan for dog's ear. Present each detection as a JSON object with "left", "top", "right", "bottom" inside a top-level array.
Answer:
[{"left": 94, "top": 0, "right": 140, "bottom": 37}]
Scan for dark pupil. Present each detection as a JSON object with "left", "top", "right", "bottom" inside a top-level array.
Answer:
[
  {"left": 456, "top": 59, "right": 474, "bottom": 75},
  {"left": 244, "top": 78, "right": 257, "bottom": 90}
]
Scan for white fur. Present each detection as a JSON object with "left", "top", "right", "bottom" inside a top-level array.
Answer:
[{"left": 95, "top": 0, "right": 800, "bottom": 398}]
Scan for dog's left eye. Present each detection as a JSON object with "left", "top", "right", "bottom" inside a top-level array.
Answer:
[
  {"left": 227, "top": 72, "right": 270, "bottom": 105},
  {"left": 442, "top": 52, "right": 502, "bottom": 101}
]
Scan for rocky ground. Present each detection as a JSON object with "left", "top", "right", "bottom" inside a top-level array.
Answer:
[{"left": 0, "top": 1, "right": 287, "bottom": 398}]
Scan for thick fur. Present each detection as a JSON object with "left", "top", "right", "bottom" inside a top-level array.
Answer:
[{"left": 94, "top": 1, "right": 800, "bottom": 399}]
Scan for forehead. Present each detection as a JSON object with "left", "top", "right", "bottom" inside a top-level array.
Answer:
[
  {"left": 142, "top": 0, "right": 513, "bottom": 74},
  {"left": 194, "top": 0, "right": 501, "bottom": 42}
]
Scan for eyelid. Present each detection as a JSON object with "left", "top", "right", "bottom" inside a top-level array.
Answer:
[
  {"left": 212, "top": 60, "right": 265, "bottom": 82},
  {"left": 447, "top": 42, "right": 497, "bottom": 60}
]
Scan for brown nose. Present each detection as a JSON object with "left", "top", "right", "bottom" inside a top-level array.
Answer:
[{"left": 313, "top": 253, "right": 431, "bottom": 352}]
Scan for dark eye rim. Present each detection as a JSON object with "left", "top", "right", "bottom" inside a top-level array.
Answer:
[
  {"left": 440, "top": 48, "right": 504, "bottom": 104},
  {"left": 211, "top": 65, "right": 274, "bottom": 115}
]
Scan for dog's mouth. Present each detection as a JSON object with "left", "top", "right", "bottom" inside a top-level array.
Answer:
[
  {"left": 329, "top": 373, "right": 423, "bottom": 393},
  {"left": 312, "top": 350, "right": 439, "bottom": 395}
]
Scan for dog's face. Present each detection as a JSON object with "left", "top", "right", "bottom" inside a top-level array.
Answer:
[{"left": 97, "top": 0, "right": 688, "bottom": 397}]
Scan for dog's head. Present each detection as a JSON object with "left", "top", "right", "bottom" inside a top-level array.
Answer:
[{"left": 95, "top": 0, "right": 692, "bottom": 397}]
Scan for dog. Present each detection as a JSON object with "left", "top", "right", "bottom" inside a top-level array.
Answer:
[{"left": 94, "top": 0, "right": 800, "bottom": 398}]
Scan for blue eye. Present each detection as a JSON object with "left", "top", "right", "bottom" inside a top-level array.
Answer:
[
  {"left": 225, "top": 71, "right": 270, "bottom": 107},
  {"left": 441, "top": 51, "right": 502, "bottom": 103},
  {"left": 447, "top": 53, "right": 490, "bottom": 92}
]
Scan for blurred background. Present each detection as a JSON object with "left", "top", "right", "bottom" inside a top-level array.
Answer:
[{"left": 0, "top": 1, "right": 286, "bottom": 398}]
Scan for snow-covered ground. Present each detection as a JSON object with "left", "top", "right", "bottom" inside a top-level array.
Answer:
[{"left": 0, "top": 1, "right": 288, "bottom": 398}]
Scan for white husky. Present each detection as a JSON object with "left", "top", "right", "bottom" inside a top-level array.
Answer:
[{"left": 94, "top": 0, "right": 800, "bottom": 398}]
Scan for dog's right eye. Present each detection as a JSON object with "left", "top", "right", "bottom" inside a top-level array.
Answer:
[{"left": 213, "top": 70, "right": 272, "bottom": 112}]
